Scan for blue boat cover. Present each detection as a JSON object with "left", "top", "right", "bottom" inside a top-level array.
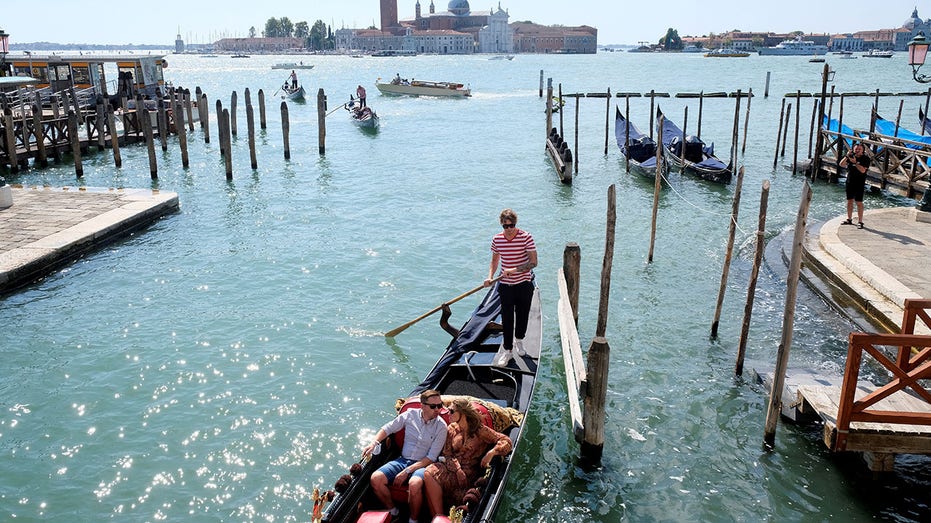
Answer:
[
  {"left": 411, "top": 282, "right": 502, "bottom": 395},
  {"left": 615, "top": 109, "right": 657, "bottom": 168},
  {"left": 659, "top": 110, "right": 727, "bottom": 171}
]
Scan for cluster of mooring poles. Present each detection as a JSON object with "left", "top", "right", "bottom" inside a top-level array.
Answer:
[{"left": 1, "top": 86, "right": 339, "bottom": 181}]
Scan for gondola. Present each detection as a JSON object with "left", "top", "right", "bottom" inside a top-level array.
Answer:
[
  {"left": 656, "top": 106, "right": 732, "bottom": 184},
  {"left": 281, "top": 84, "right": 306, "bottom": 102},
  {"left": 614, "top": 107, "right": 658, "bottom": 178},
  {"left": 346, "top": 98, "right": 380, "bottom": 130},
  {"left": 321, "top": 282, "right": 542, "bottom": 523}
]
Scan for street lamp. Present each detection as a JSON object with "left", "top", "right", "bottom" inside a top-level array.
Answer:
[
  {"left": 0, "top": 28, "right": 9, "bottom": 77},
  {"left": 908, "top": 32, "right": 931, "bottom": 83}
]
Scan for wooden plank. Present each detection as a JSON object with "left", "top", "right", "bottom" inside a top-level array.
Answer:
[{"left": 557, "top": 268, "right": 585, "bottom": 442}]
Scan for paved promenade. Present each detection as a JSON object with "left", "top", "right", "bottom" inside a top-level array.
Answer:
[
  {"left": 0, "top": 185, "right": 179, "bottom": 293},
  {"left": 802, "top": 206, "right": 931, "bottom": 334}
]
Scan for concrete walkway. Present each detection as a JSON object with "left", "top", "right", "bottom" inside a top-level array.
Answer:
[
  {"left": 802, "top": 206, "right": 931, "bottom": 333},
  {"left": 0, "top": 185, "right": 179, "bottom": 293}
]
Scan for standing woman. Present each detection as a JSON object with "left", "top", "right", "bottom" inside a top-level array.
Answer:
[
  {"left": 839, "top": 142, "right": 871, "bottom": 229},
  {"left": 484, "top": 208, "right": 537, "bottom": 366},
  {"left": 423, "top": 399, "right": 512, "bottom": 518}
]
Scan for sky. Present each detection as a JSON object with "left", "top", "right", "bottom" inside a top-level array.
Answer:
[{"left": 1, "top": 0, "right": 926, "bottom": 46}]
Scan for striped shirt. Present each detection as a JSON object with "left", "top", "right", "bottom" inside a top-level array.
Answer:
[{"left": 491, "top": 229, "right": 537, "bottom": 285}]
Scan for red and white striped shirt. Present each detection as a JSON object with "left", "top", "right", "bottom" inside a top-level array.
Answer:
[{"left": 491, "top": 229, "right": 536, "bottom": 284}]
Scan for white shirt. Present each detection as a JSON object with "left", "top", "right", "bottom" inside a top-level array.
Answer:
[{"left": 381, "top": 408, "right": 447, "bottom": 461}]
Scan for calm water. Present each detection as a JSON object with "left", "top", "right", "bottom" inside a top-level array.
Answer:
[{"left": 2, "top": 52, "right": 930, "bottom": 522}]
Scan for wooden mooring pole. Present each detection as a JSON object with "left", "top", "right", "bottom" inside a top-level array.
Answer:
[
  {"left": 230, "top": 91, "right": 238, "bottom": 136},
  {"left": 31, "top": 104, "right": 47, "bottom": 168},
  {"left": 773, "top": 99, "right": 785, "bottom": 169},
  {"left": 221, "top": 108, "right": 232, "bottom": 180},
  {"left": 741, "top": 88, "right": 752, "bottom": 155},
  {"left": 107, "top": 105, "right": 121, "bottom": 168},
  {"left": 563, "top": 243, "right": 580, "bottom": 324},
  {"left": 710, "top": 166, "right": 745, "bottom": 339},
  {"left": 142, "top": 108, "right": 157, "bottom": 179},
  {"left": 247, "top": 102, "right": 257, "bottom": 169},
  {"left": 648, "top": 115, "right": 663, "bottom": 263},
  {"left": 736, "top": 180, "right": 770, "bottom": 377},
  {"left": 3, "top": 108, "right": 18, "bottom": 174},
  {"left": 216, "top": 99, "right": 225, "bottom": 156},
  {"left": 317, "top": 88, "right": 326, "bottom": 155},
  {"left": 763, "top": 180, "right": 812, "bottom": 449},
  {"left": 258, "top": 89, "right": 267, "bottom": 130},
  {"left": 596, "top": 184, "right": 616, "bottom": 338},
  {"left": 539, "top": 70, "right": 543, "bottom": 98},
  {"left": 281, "top": 101, "right": 291, "bottom": 160},
  {"left": 780, "top": 102, "right": 792, "bottom": 159},
  {"left": 67, "top": 109, "right": 83, "bottom": 177},
  {"left": 201, "top": 93, "right": 210, "bottom": 144},
  {"left": 545, "top": 79, "right": 553, "bottom": 141},
  {"left": 574, "top": 94, "right": 579, "bottom": 174},
  {"left": 603, "top": 87, "right": 610, "bottom": 156}
]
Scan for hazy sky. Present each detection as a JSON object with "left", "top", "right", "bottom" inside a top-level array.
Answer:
[{"left": 2, "top": 0, "right": 925, "bottom": 46}]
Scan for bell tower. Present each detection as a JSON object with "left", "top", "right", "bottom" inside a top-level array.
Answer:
[{"left": 380, "top": 0, "right": 399, "bottom": 33}]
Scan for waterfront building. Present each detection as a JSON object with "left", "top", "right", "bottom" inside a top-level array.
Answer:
[
  {"left": 214, "top": 37, "right": 304, "bottom": 53},
  {"left": 511, "top": 23, "right": 597, "bottom": 54}
]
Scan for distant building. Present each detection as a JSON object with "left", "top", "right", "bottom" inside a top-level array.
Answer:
[
  {"left": 336, "top": 1, "right": 594, "bottom": 54},
  {"left": 175, "top": 32, "right": 184, "bottom": 54}
]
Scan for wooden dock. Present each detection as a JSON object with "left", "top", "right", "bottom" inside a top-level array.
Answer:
[{"left": 761, "top": 300, "right": 931, "bottom": 472}]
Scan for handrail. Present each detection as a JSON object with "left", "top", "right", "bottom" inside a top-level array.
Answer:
[{"left": 834, "top": 299, "right": 931, "bottom": 451}]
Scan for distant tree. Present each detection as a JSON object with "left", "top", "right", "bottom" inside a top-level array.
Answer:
[
  {"left": 295, "top": 21, "right": 310, "bottom": 39},
  {"left": 264, "top": 18, "right": 281, "bottom": 38},
  {"left": 658, "top": 28, "right": 683, "bottom": 50},
  {"left": 309, "top": 20, "right": 328, "bottom": 50},
  {"left": 279, "top": 17, "right": 294, "bottom": 38}
]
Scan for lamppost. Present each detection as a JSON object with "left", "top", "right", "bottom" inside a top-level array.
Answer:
[
  {"left": 908, "top": 32, "right": 931, "bottom": 210},
  {"left": 908, "top": 32, "right": 931, "bottom": 83},
  {"left": 0, "top": 28, "right": 10, "bottom": 77}
]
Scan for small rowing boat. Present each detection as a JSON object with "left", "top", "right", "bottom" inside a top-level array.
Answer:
[{"left": 346, "top": 99, "right": 379, "bottom": 130}]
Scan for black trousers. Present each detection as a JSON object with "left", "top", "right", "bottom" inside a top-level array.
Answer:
[{"left": 498, "top": 281, "right": 533, "bottom": 350}]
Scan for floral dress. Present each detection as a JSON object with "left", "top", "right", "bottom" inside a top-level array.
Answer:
[{"left": 425, "top": 422, "right": 512, "bottom": 507}]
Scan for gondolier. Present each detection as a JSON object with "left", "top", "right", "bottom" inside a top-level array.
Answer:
[
  {"left": 356, "top": 84, "right": 367, "bottom": 107},
  {"left": 289, "top": 70, "right": 298, "bottom": 89},
  {"left": 484, "top": 209, "right": 537, "bottom": 367}
]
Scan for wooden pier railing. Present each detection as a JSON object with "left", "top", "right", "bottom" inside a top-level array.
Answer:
[{"left": 833, "top": 299, "right": 931, "bottom": 453}]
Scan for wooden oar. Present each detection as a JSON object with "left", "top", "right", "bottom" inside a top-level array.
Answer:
[
  {"left": 385, "top": 276, "right": 501, "bottom": 338},
  {"left": 326, "top": 103, "right": 347, "bottom": 117}
]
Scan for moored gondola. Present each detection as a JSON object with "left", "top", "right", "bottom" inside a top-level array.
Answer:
[
  {"left": 614, "top": 106, "right": 658, "bottom": 179},
  {"left": 322, "top": 282, "right": 542, "bottom": 523},
  {"left": 657, "top": 106, "right": 732, "bottom": 184}
]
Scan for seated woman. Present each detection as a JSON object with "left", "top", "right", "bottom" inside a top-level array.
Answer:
[{"left": 423, "top": 398, "right": 512, "bottom": 517}]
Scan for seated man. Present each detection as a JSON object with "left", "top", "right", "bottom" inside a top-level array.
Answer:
[{"left": 363, "top": 389, "right": 448, "bottom": 523}]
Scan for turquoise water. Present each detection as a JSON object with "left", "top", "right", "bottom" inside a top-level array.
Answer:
[{"left": 2, "top": 52, "right": 929, "bottom": 521}]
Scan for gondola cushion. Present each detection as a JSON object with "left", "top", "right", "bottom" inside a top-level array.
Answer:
[
  {"left": 357, "top": 511, "right": 392, "bottom": 523},
  {"left": 431, "top": 517, "right": 452, "bottom": 523}
]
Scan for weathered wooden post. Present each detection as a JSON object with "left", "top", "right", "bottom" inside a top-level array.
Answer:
[
  {"left": 281, "top": 101, "right": 291, "bottom": 160},
  {"left": 216, "top": 99, "right": 225, "bottom": 156},
  {"left": 317, "top": 88, "right": 326, "bottom": 155},
  {"left": 780, "top": 102, "right": 792, "bottom": 158},
  {"left": 736, "top": 180, "right": 770, "bottom": 377},
  {"left": 574, "top": 94, "right": 579, "bottom": 174},
  {"left": 679, "top": 106, "right": 688, "bottom": 166},
  {"left": 200, "top": 93, "right": 210, "bottom": 144},
  {"left": 581, "top": 336, "right": 609, "bottom": 466},
  {"left": 175, "top": 96, "right": 189, "bottom": 168},
  {"left": 545, "top": 78, "right": 553, "bottom": 141},
  {"left": 157, "top": 98, "right": 168, "bottom": 151},
  {"left": 2, "top": 108, "right": 18, "bottom": 174},
  {"left": 31, "top": 104, "right": 47, "bottom": 168},
  {"left": 195, "top": 87, "right": 204, "bottom": 128},
  {"left": 763, "top": 180, "right": 812, "bottom": 449},
  {"left": 558, "top": 83, "right": 564, "bottom": 138},
  {"left": 923, "top": 88, "right": 931, "bottom": 136},
  {"left": 741, "top": 88, "right": 752, "bottom": 155},
  {"left": 596, "top": 184, "right": 616, "bottom": 338},
  {"left": 184, "top": 89, "right": 194, "bottom": 132},
  {"left": 258, "top": 89, "right": 267, "bottom": 130},
  {"left": 697, "top": 91, "right": 704, "bottom": 139},
  {"left": 648, "top": 89, "right": 656, "bottom": 138},
  {"left": 811, "top": 63, "right": 830, "bottom": 180},
  {"left": 710, "top": 166, "right": 745, "bottom": 339},
  {"left": 793, "top": 90, "right": 801, "bottom": 175},
  {"left": 603, "top": 87, "right": 611, "bottom": 156},
  {"left": 230, "top": 90, "right": 238, "bottom": 136},
  {"left": 764, "top": 71, "right": 771, "bottom": 98},
  {"left": 95, "top": 97, "right": 106, "bottom": 151},
  {"left": 247, "top": 102, "right": 257, "bottom": 169},
  {"left": 563, "top": 242, "right": 580, "bottom": 324},
  {"left": 67, "top": 109, "right": 83, "bottom": 177},
  {"left": 773, "top": 99, "right": 786, "bottom": 169},
  {"left": 807, "top": 99, "right": 818, "bottom": 159},
  {"left": 730, "top": 90, "right": 741, "bottom": 169},
  {"left": 648, "top": 116, "right": 663, "bottom": 263},
  {"left": 107, "top": 104, "right": 121, "bottom": 168},
  {"left": 142, "top": 108, "right": 157, "bottom": 179},
  {"left": 539, "top": 70, "right": 543, "bottom": 98},
  {"left": 222, "top": 108, "right": 233, "bottom": 180}
]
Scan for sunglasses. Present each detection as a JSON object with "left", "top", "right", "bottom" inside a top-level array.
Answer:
[
  {"left": 501, "top": 223, "right": 515, "bottom": 229},
  {"left": 424, "top": 403, "right": 443, "bottom": 410}
]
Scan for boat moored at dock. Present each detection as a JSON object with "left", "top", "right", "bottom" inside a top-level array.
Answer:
[{"left": 704, "top": 48, "right": 750, "bottom": 58}]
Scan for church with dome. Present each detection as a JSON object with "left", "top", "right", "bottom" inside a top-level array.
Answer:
[{"left": 334, "top": 0, "right": 597, "bottom": 54}]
